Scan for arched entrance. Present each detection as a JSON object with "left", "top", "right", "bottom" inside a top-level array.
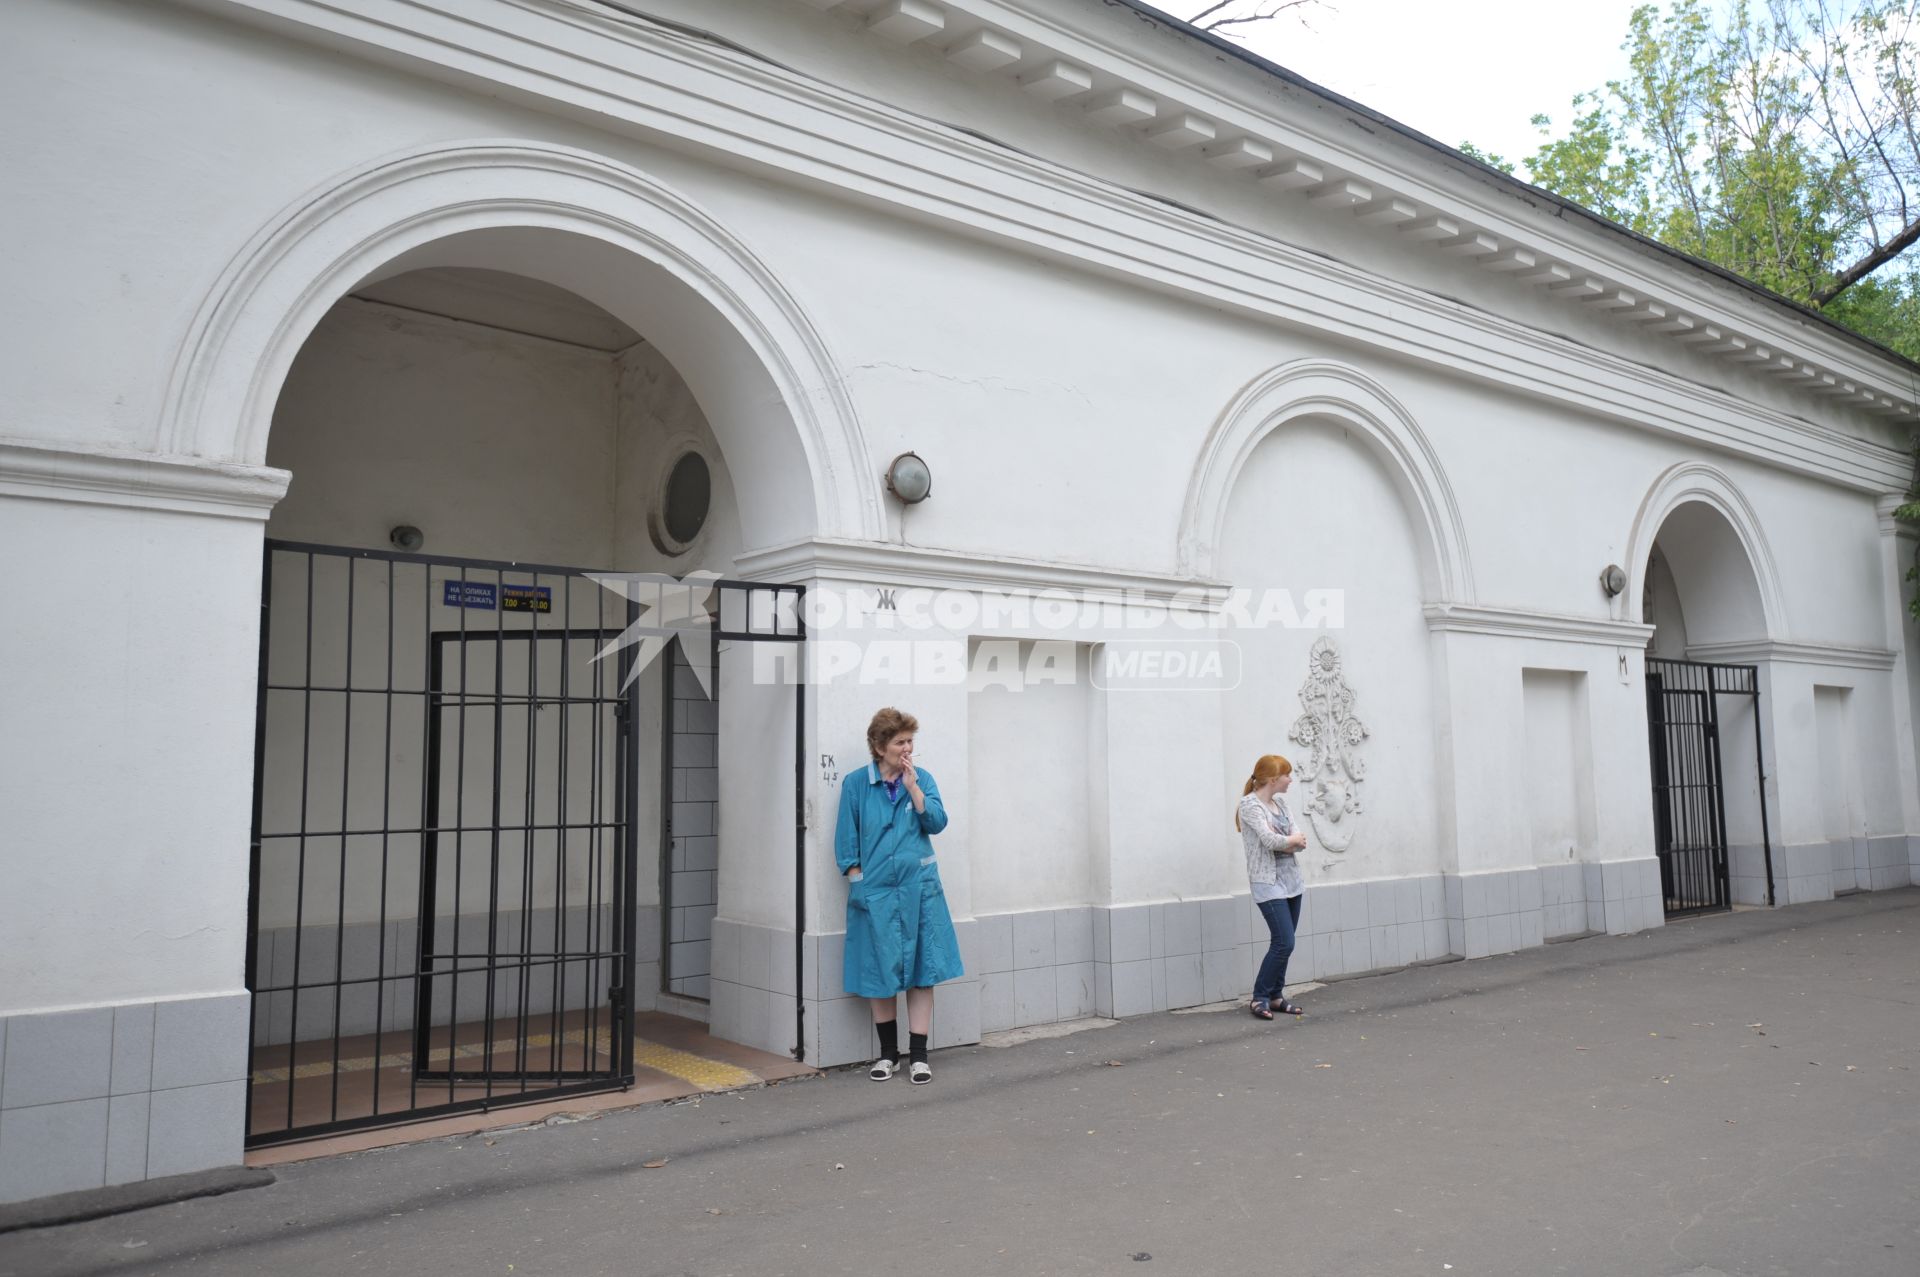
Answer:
[
  {"left": 181, "top": 144, "right": 851, "bottom": 1143},
  {"left": 1628, "top": 464, "right": 1783, "bottom": 914}
]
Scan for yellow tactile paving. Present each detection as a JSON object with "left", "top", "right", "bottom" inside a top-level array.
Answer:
[{"left": 630, "top": 1040, "right": 759, "bottom": 1089}]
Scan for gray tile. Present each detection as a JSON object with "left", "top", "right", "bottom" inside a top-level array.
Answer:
[
  {"left": 1340, "top": 929, "right": 1373, "bottom": 974},
  {"left": 1368, "top": 924, "right": 1394, "bottom": 968},
  {"left": 1201, "top": 898, "right": 1241, "bottom": 953},
  {"left": 0, "top": 1098, "right": 108, "bottom": 1203},
  {"left": 1421, "top": 876, "right": 1444, "bottom": 921},
  {"left": 1054, "top": 908, "right": 1094, "bottom": 966},
  {"left": 1367, "top": 880, "right": 1398, "bottom": 929},
  {"left": 740, "top": 925, "right": 773, "bottom": 992},
  {"left": 1424, "top": 919, "right": 1449, "bottom": 958},
  {"left": 1518, "top": 910, "right": 1544, "bottom": 950},
  {"left": 1201, "top": 949, "right": 1241, "bottom": 1004},
  {"left": 973, "top": 914, "right": 1014, "bottom": 973},
  {"left": 1164, "top": 953, "right": 1202, "bottom": 1009},
  {"left": 817, "top": 996, "right": 878, "bottom": 1067},
  {"left": 1108, "top": 906, "right": 1150, "bottom": 963},
  {"left": 2, "top": 1007, "right": 113, "bottom": 1109},
  {"left": 1092, "top": 910, "right": 1111, "bottom": 965},
  {"left": 1338, "top": 884, "right": 1371, "bottom": 935},
  {"left": 1394, "top": 878, "right": 1421, "bottom": 925},
  {"left": 1148, "top": 904, "right": 1167, "bottom": 960},
  {"left": 1487, "top": 913, "right": 1517, "bottom": 954},
  {"left": 1163, "top": 901, "right": 1202, "bottom": 957},
  {"left": 105, "top": 1093, "right": 151, "bottom": 1186},
  {"left": 150, "top": 995, "right": 250, "bottom": 1093},
  {"left": 979, "top": 972, "right": 1015, "bottom": 1032},
  {"left": 1055, "top": 963, "right": 1095, "bottom": 1019},
  {"left": 1515, "top": 871, "right": 1543, "bottom": 913},
  {"left": 110, "top": 1003, "right": 156, "bottom": 1097},
  {"left": 1013, "top": 967, "right": 1057, "bottom": 1027},
  {"left": 1461, "top": 874, "right": 1488, "bottom": 920},
  {"left": 1464, "top": 917, "right": 1489, "bottom": 960},
  {"left": 1013, "top": 911, "right": 1056, "bottom": 971},
  {"left": 1094, "top": 964, "right": 1115, "bottom": 1018},
  {"left": 0, "top": 1018, "right": 6, "bottom": 1102},
  {"left": 768, "top": 927, "right": 798, "bottom": 996},
  {"left": 1446, "top": 918, "right": 1465, "bottom": 956},
  {"left": 931, "top": 981, "right": 981, "bottom": 1049},
  {"left": 1487, "top": 872, "right": 1514, "bottom": 917},
  {"left": 1110, "top": 960, "right": 1153, "bottom": 1018},
  {"left": 1394, "top": 921, "right": 1423, "bottom": 967},
  {"left": 1149, "top": 954, "right": 1169, "bottom": 1012},
  {"left": 814, "top": 925, "right": 844, "bottom": 998}
]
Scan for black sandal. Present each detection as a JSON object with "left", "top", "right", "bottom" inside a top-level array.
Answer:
[
  {"left": 1274, "top": 999, "right": 1305, "bottom": 1016},
  {"left": 1249, "top": 1000, "right": 1274, "bottom": 1020}
]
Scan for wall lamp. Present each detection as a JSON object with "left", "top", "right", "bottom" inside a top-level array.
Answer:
[{"left": 886, "top": 452, "right": 932, "bottom": 504}]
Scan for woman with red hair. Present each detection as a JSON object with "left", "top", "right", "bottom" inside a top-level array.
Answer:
[{"left": 1238, "top": 753, "right": 1308, "bottom": 1020}]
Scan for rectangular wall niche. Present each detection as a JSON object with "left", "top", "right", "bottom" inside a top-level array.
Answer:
[
  {"left": 1521, "top": 669, "right": 1598, "bottom": 865},
  {"left": 966, "top": 641, "right": 1099, "bottom": 915}
]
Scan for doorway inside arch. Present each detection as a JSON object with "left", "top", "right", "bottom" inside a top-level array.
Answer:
[
  {"left": 1643, "top": 505, "right": 1778, "bottom": 916},
  {"left": 244, "top": 265, "right": 805, "bottom": 1146}
]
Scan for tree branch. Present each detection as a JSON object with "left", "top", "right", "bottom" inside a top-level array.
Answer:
[{"left": 1812, "top": 212, "right": 1920, "bottom": 302}]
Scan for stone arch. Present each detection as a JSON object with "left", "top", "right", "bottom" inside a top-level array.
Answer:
[
  {"left": 1624, "top": 462, "right": 1785, "bottom": 643},
  {"left": 1179, "top": 360, "right": 1475, "bottom": 602},
  {"left": 159, "top": 139, "right": 884, "bottom": 548}
]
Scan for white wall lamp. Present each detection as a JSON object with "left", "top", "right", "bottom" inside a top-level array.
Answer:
[
  {"left": 1599, "top": 563, "right": 1627, "bottom": 597},
  {"left": 886, "top": 452, "right": 933, "bottom": 504},
  {"left": 390, "top": 524, "right": 425, "bottom": 552}
]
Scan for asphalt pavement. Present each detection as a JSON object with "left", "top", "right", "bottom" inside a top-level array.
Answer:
[{"left": 5, "top": 887, "right": 1916, "bottom": 1277}]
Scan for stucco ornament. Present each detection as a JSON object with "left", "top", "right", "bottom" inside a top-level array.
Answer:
[{"left": 1287, "top": 637, "right": 1370, "bottom": 853}]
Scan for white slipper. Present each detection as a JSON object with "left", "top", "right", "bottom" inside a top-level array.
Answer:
[
  {"left": 909, "top": 1060, "right": 932, "bottom": 1085},
  {"left": 869, "top": 1056, "right": 901, "bottom": 1081}
]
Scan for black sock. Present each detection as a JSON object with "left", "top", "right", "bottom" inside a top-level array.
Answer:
[
  {"left": 909, "top": 1032, "right": 929, "bottom": 1065},
  {"left": 875, "top": 1019, "right": 899, "bottom": 1062}
]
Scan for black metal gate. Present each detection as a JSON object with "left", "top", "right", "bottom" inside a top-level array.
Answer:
[
  {"left": 246, "top": 542, "right": 643, "bottom": 1145},
  {"left": 1645, "top": 658, "right": 1768, "bottom": 917},
  {"left": 247, "top": 541, "right": 807, "bottom": 1146}
]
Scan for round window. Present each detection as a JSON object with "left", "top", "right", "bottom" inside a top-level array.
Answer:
[{"left": 652, "top": 449, "right": 711, "bottom": 554}]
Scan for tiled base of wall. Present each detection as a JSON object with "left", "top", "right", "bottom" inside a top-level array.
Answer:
[
  {"left": 0, "top": 993, "right": 248, "bottom": 1204},
  {"left": 1769, "top": 838, "right": 1918, "bottom": 904},
  {"left": 710, "top": 858, "right": 1671, "bottom": 1069}
]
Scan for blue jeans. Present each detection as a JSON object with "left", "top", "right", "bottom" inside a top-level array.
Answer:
[{"left": 1254, "top": 895, "right": 1302, "bottom": 1005}]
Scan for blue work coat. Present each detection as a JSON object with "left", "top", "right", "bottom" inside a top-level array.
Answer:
[{"left": 835, "top": 763, "right": 964, "bottom": 998}]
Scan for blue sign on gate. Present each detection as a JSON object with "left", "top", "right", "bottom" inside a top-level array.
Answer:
[{"left": 443, "top": 580, "right": 498, "bottom": 610}]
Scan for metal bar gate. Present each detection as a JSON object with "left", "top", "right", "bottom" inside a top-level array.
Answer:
[
  {"left": 1645, "top": 658, "right": 1767, "bottom": 917},
  {"left": 246, "top": 541, "right": 803, "bottom": 1146}
]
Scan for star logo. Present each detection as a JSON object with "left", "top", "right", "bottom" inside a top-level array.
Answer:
[{"left": 584, "top": 570, "right": 722, "bottom": 696}]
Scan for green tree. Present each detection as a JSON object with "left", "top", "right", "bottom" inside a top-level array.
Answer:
[{"left": 1487, "top": 0, "right": 1920, "bottom": 347}]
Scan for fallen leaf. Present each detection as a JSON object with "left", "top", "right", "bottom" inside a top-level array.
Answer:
[
  {"left": 1314, "top": 1063, "right": 1333, "bottom": 1069},
  {"left": 1104, "top": 1061, "right": 1125, "bottom": 1068},
  {"left": 707, "top": 1208, "right": 724, "bottom": 1216},
  {"left": 643, "top": 1159, "right": 669, "bottom": 1169}
]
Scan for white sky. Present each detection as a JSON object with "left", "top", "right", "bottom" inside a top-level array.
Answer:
[{"left": 1202, "top": 0, "right": 1651, "bottom": 170}]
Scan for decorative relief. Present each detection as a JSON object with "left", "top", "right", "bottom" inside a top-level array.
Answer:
[{"left": 1287, "top": 637, "right": 1370, "bottom": 853}]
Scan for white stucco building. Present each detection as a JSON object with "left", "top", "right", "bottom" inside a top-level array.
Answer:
[{"left": 3, "top": 0, "right": 1917, "bottom": 1205}]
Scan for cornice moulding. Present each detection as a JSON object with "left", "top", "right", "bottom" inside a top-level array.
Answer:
[
  {"left": 1878, "top": 494, "right": 1918, "bottom": 538},
  {"left": 180, "top": 0, "right": 1909, "bottom": 492},
  {"left": 0, "top": 439, "right": 290, "bottom": 520},
  {"left": 919, "top": 0, "right": 1920, "bottom": 411},
  {"left": 1422, "top": 603, "right": 1655, "bottom": 649},
  {"left": 734, "top": 536, "right": 1228, "bottom": 604},
  {"left": 1685, "top": 639, "right": 1896, "bottom": 670}
]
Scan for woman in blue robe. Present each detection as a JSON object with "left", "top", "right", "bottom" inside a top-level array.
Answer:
[{"left": 835, "top": 707, "right": 963, "bottom": 1084}]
